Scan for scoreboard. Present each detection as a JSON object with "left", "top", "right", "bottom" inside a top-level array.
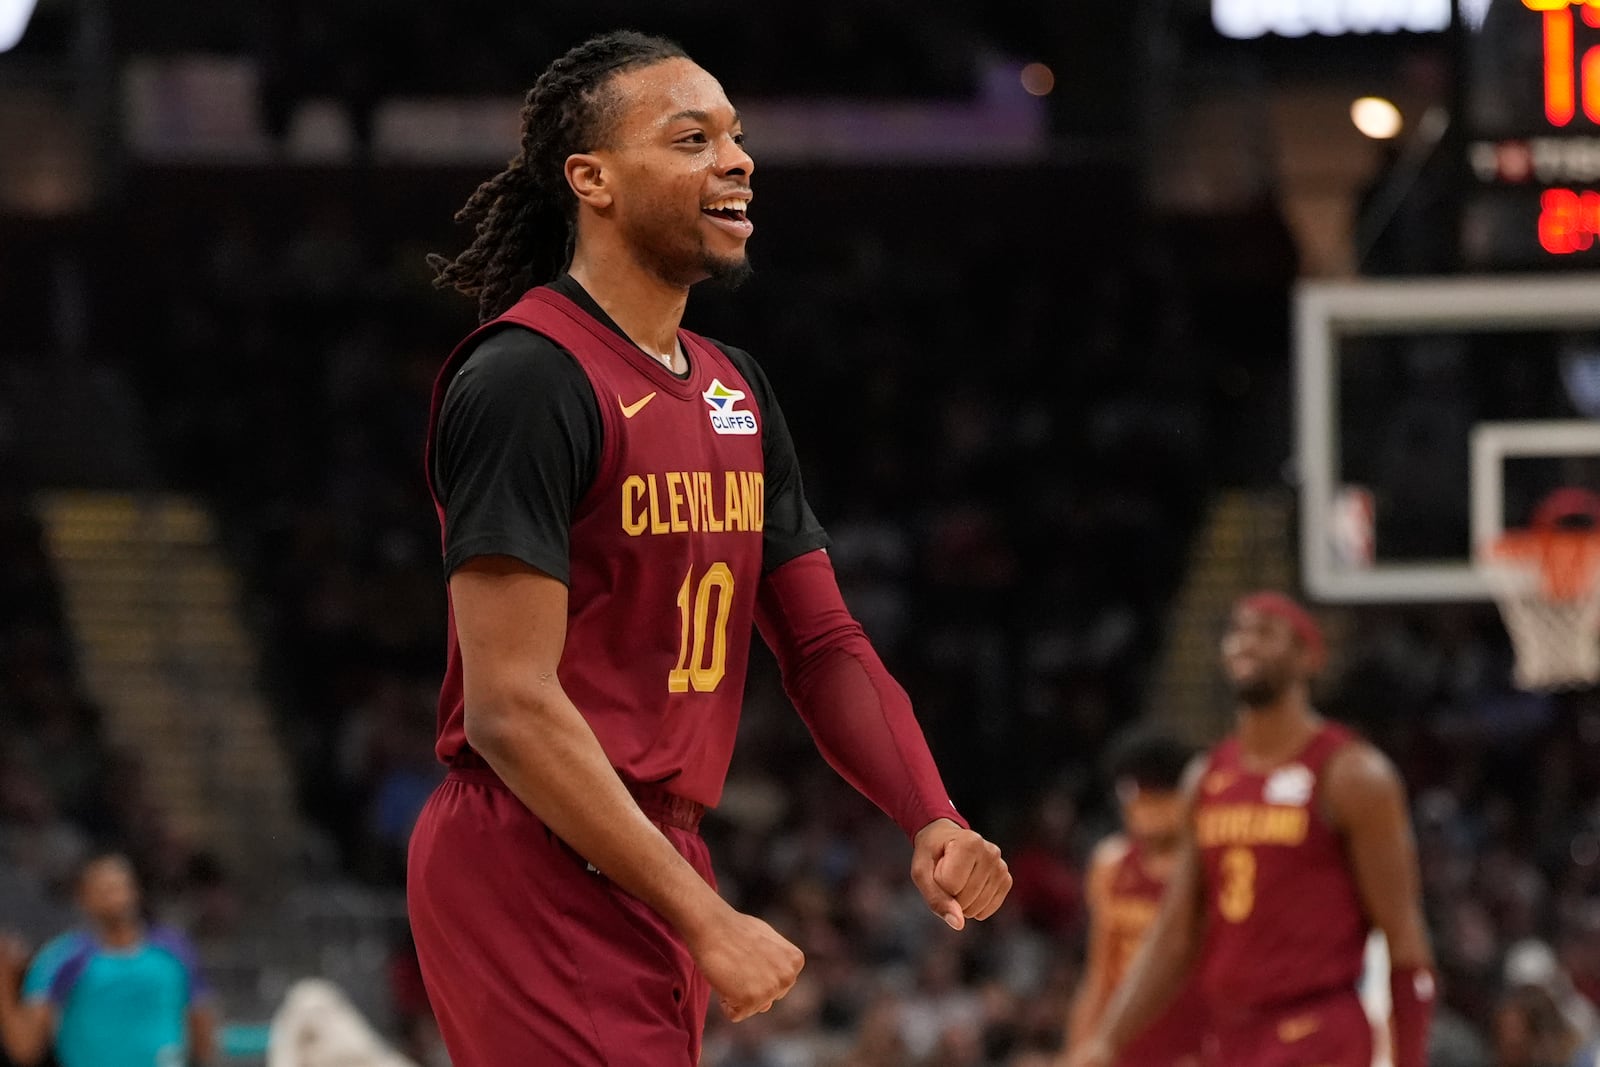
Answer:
[{"left": 1462, "top": 0, "right": 1600, "bottom": 267}]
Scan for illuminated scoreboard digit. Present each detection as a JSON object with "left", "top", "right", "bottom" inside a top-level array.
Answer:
[
  {"left": 1462, "top": 0, "right": 1600, "bottom": 267},
  {"left": 1538, "top": 187, "right": 1600, "bottom": 251},
  {"left": 1526, "top": 0, "right": 1600, "bottom": 126}
]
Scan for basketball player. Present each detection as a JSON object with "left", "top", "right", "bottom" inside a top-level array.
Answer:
[
  {"left": 1068, "top": 592, "right": 1435, "bottom": 1067},
  {"left": 0, "top": 854, "right": 216, "bottom": 1067},
  {"left": 1064, "top": 731, "right": 1205, "bottom": 1067},
  {"left": 407, "top": 31, "right": 1012, "bottom": 1067}
]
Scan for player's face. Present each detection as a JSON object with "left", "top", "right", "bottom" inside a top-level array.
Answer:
[
  {"left": 1120, "top": 786, "right": 1184, "bottom": 856},
  {"left": 594, "top": 58, "right": 754, "bottom": 288},
  {"left": 1220, "top": 605, "right": 1304, "bottom": 706},
  {"left": 77, "top": 857, "right": 140, "bottom": 925}
]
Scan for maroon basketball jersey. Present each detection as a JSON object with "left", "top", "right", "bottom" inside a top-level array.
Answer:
[
  {"left": 1193, "top": 722, "right": 1369, "bottom": 1021},
  {"left": 1106, "top": 843, "right": 1207, "bottom": 1067},
  {"left": 424, "top": 287, "right": 769, "bottom": 806}
]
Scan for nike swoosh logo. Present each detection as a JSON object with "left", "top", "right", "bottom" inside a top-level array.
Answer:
[{"left": 619, "top": 392, "right": 657, "bottom": 419}]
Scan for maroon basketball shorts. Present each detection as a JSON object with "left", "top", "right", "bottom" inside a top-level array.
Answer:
[
  {"left": 1207, "top": 988, "right": 1374, "bottom": 1067},
  {"left": 407, "top": 768, "right": 714, "bottom": 1067},
  {"left": 1117, "top": 1045, "right": 1205, "bottom": 1067}
]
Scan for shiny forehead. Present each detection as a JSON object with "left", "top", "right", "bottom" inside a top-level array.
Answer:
[{"left": 604, "top": 57, "right": 738, "bottom": 139}]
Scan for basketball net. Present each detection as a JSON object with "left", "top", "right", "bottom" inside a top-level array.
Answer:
[{"left": 1481, "top": 489, "right": 1600, "bottom": 691}]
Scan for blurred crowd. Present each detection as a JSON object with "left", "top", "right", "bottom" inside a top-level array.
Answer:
[
  {"left": 0, "top": 501, "right": 236, "bottom": 952},
  {"left": 5, "top": 157, "right": 1600, "bottom": 1067},
  {"left": 0, "top": 502, "right": 102, "bottom": 944},
  {"left": 106, "top": 0, "right": 986, "bottom": 100}
]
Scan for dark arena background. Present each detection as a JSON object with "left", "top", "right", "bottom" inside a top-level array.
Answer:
[{"left": 3, "top": 1, "right": 1600, "bottom": 1064}]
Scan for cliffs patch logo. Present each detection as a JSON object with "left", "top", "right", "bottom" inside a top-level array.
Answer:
[
  {"left": 702, "top": 378, "right": 758, "bottom": 436},
  {"left": 1264, "top": 764, "right": 1314, "bottom": 807}
]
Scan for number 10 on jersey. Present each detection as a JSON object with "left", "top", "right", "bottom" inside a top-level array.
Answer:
[{"left": 670, "top": 563, "right": 734, "bottom": 693}]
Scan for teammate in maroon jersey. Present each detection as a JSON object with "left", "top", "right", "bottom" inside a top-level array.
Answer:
[
  {"left": 1068, "top": 592, "right": 1434, "bottom": 1067},
  {"left": 1065, "top": 732, "right": 1205, "bottom": 1067},
  {"left": 406, "top": 31, "right": 1012, "bottom": 1067}
]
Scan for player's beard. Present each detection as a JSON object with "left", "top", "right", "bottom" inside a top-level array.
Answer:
[
  {"left": 1234, "top": 666, "right": 1293, "bottom": 708},
  {"left": 626, "top": 209, "right": 752, "bottom": 290},
  {"left": 703, "top": 252, "right": 753, "bottom": 290}
]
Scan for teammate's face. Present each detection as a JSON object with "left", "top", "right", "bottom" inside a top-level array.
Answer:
[
  {"left": 588, "top": 58, "right": 754, "bottom": 288},
  {"left": 77, "top": 857, "right": 140, "bottom": 926},
  {"left": 1119, "top": 785, "right": 1184, "bottom": 856},
  {"left": 1220, "top": 605, "right": 1305, "bottom": 706}
]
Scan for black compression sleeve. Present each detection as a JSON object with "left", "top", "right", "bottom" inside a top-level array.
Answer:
[
  {"left": 717, "top": 344, "right": 831, "bottom": 572},
  {"left": 434, "top": 326, "right": 602, "bottom": 583}
]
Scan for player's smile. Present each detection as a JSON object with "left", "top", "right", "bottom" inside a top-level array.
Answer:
[{"left": 701, "top": 192, "right": 753, "bottom": 239}]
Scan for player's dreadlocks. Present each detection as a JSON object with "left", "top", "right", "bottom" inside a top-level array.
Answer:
[{"left": 428, "top": 31, "right": 690, "bottom": 322}]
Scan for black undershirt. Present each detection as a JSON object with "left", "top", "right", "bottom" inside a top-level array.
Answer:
[{"left": 434, "top": 275, "right": 829, "bottom": 583}]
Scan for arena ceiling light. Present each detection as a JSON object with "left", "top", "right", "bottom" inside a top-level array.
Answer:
[
  {"left": 0, "top": 0, "right": 38, "bottom": 53},
  {"left": 1213, "top": 0, "right": 1449, "bottom": 37},
  {"left": 1351, "top": 97, "right": 1404, "bottom": 139}
]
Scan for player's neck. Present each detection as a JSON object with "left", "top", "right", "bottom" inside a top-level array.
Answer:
[
  {"left": 568, "top": 248, "right": 690, "bottom": 361},
  {"left": 93, "top": 917, "right": 143, "bottom": 949},
  {"left": 1234, "top": 691, "right": 1320, "bottom": 769}
]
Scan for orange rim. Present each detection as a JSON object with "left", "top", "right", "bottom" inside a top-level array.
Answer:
[{"left": 1490, "top": 528, "right": 1600, "bottom": 600}]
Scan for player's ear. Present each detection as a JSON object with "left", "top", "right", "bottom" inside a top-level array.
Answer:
[
  {"left": 566, "top": 153, "right": 613, "bottom": 211},
  {"left": 1299, "top": 640, "right": 1327, "bottom": 678}
]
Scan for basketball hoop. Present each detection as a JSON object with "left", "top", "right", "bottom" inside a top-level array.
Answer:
[{"left": 1481, "top": 488, "right": 1600, "bottom": 691}]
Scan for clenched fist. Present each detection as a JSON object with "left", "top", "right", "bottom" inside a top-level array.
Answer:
[
  {"left": 686, "top": 904, "right": 805, "bottom": 1022},
  {"left": 911, "top": 818, "right": 1012, "bottom": 930}
]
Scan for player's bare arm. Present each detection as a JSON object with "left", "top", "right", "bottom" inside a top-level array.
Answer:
[
  {"left": 1068, "top": 763, "right": 1206, "bottom": 1067},
  {"left": 0, "top": 999, "right": 49, "bottom": 1067},
  {"left": 1065, "top": 835, "right": 1131, "bottom": 1054},
  {"left": 452, "top": 556, "right": 803, "bottom": 1020},
  {"left": 755, "top": 549, "right": 1011, "bottom": 929},
  {"left": 1324, "top": 743, "right": 1432, "bottom": 968},
  {"left": 187, "top": 1000, "right": 220, "bottom": 1065},
  {"left": 0, "top": 936, "right": 51, "bottom": 1066},
  {"left": 1324, "top": 741, "right": 1436, "bottom": 1067}
]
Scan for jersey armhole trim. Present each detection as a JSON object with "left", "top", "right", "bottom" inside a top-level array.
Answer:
[{"left": 571, "top": 365, "right": 618, "bottom": 523}]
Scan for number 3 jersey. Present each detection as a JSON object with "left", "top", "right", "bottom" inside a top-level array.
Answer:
[
  {"left": 1192, "top": 722, "right": 1370, "bottom": 1021},
  {"left": 423, "top": 277, "right": 829, "bottom": 807}
]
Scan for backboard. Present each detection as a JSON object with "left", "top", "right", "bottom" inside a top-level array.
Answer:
[{"left": 1296, "top": 274, "right": 1600, "bottom": 602}]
